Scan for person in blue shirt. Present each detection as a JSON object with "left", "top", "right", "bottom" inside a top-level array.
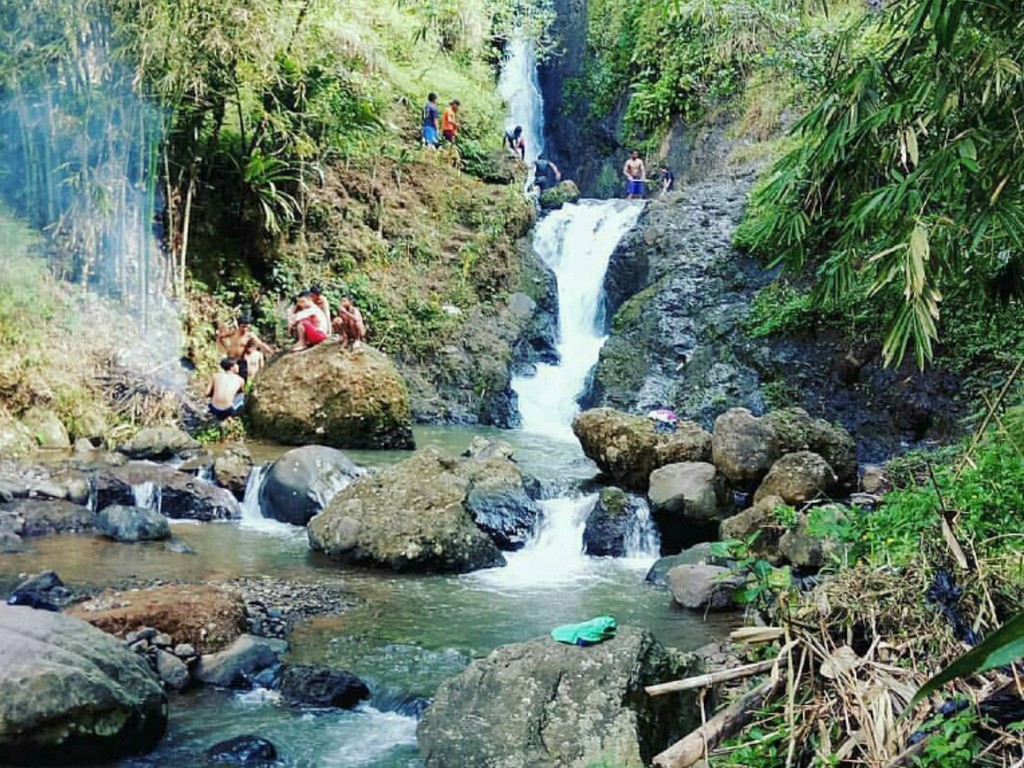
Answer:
[{"left": 422, "top": 92, "right": 440, "bottom": 148}]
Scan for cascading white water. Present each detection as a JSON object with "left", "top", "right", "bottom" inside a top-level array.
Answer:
[
  {"left": 132, "top": 481, "right": 161, "bottom": 514},
  {"left": 497, "top": 36, "right": 544, "bottom": 174},
  {"left": 512, "top": 201, "right": 644, "bottom": 438},
  {"left": 239, "top": 464, "right": 297, "bottom": 536}
]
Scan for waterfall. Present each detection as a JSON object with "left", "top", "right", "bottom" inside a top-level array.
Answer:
[
  {"left": 512, "top": 201, "right": 644, "bottom": 437},
  {"left": 132, "top": 482, "right": 161, "bottom": 514},
  {"left": 239, "top": 464, "right": 299, "bottom": 536},
  {"left": 623, "top": 497, "right": 661, "bottom": 559},
  {"left": 498, "top": 36, "right": 544, "bottom": 171}
]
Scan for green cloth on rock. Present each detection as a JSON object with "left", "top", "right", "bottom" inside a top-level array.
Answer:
[{"left": 550, "top": 616, "right": 617, "bottom": 646}]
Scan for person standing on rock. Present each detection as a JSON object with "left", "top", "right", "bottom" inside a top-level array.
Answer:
[
  {"left": 217, "top": 314, "right": 275, "bottom": 380},
  {"left": 422, "top": 92, "right": 440, "bottom": 148},
  {"left": 623, "top": 150, "right": 646, "bottom": 200},
  {"left": 288, "top": 292, "right": 329, "bottom": 352},
  {"left": 243, "top": 338, "right": 265, "bottom": 382},
  {"left": 207, "top": 358, "right": 246, "bottom": 420}
]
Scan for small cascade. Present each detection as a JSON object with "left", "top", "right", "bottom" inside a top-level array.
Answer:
[
  {"left": 498, "top": 35, "right": 544, "bottom": 188},
  {"left": 131, "top": 481, "right": 161, "bottom": 514},
  {"left": 512, "top": 201, "right": 644, "bottom": 437},
  {"left": 622, "top": 497, "right": 661, "bottom": 560},
  {"left": 239, "top": 464, "right": 299, "bottom": 536},
  {"left": 197, "top": 464, "right": 214, "bottom": 483}
]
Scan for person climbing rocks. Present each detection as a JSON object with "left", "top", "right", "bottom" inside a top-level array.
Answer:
[
  {"left": 216, "top": 313, "right": 275, "bottom": 380},
  {"left": 242, "top": 338, "right": 265, "bottom": 382},
  {"left": 422, "top": 92, "right": 440, "bottom": 148},
  {"left": 333, "top": 297, "right": 367, "bottom": 349},
  {"left": 504, "top": 125, "right": 526, "bottom": 161},
  {"left": 207, "top": 357, "right": 246, "bottom": 421},
  {"left": 624, "top": 150, "right": 646, "bottom": 200},
  {"left": 287, "top": 292, "right": 329, "bottom": 352},
  {"left": 532, "top": 153, "right": 561, "bottom": 194},
  {"left": 659, "top": 164, "right": 675, "bottom": 196},
  {"left": 308, "top": 283, "right": 331, "bottom": 329},
  {"left": 441, "top": 99, "right": 460, "bottom": 143}
]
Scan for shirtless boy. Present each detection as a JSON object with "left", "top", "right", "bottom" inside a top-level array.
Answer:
[
  {"left": 288, "top": 292, "right": 329, "bottom": 351},
  {"left": 207, "top": 358, "right": 246, "bottom": 420},
  {"left": 216, "top": 314, "right": 275, "bottom": 379},
  {"left": 333, "top": 297, "right": 367, "bottom": 348},
  {"left": 623, "top": 150, "right": 646, "bottom": 200},
  {"left": 242, "top": 338, "right": 265, "bottom": 381}
]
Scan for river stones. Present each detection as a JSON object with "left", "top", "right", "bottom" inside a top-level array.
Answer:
[
  {"left": 277, "top": 664, "right": 370, "bottom": 709},
  {"left": 92, "top": 462, "right": 241, "bottom": 521},
  {"left": 259, "top": 445, "right": 364, "bottom": 526},
  {"left": 205, "top": 735, "right": 279, "bottom": 765},
  {"left": 194, "top": 635, "right": 283, "bottom": 688},
  {"left": 572, "top": 407, "right": 711, "bottom": 491},
  {"left": 417, "top": 625, "right": 701, "bottom": 768},
  {"left": 754, "top": 451, "right": 837, "bottom": 506},
  {"left": 0, "top": 498, "right": 96, "bottom": 536},
  {"left": 666, "top": 564, "right": 744, "bottom": 611},
  {"left": 67, "top": 584, "right": 247, "bottom": 654},
  {"left": 711, "top": 407, "right": 781, "bottom": 487},
  {"left": 213, "top": 446, "right": 255, "bottom": 500},
  {"left": 96, "top": 504, "right": 171, "bottom": 542},
  {"left": 117, "top": 426, "right": 201, "bottom": 460},
  {"left": 583, "top": 488, "right": 649, "bottom": 557},
  {"left": 248, "top": 343, "right": 415, "bottom": 450},
  {"left": 0, "top": 605, "right": 167, "bottom": 764},
  {"left": 20, "top": 406, "right": 70, "bottom": 449},
  {"left": 308, "top": 447, "right": 506, "bottom": 573},
  {"left": 761, "top": 408, "right": 857, "bottom": 489}
]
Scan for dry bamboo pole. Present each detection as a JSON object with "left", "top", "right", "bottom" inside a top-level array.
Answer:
[
  {"left": 645, "top": 658, "right": 779, "bottom": 697},
  {"left": 652, "top": 677, "right": 786, "bottom": 768}
]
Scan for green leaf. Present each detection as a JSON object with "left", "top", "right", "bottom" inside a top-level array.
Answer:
[{"left": 908, "top": 611, "right": 1024, "bottom": 710}]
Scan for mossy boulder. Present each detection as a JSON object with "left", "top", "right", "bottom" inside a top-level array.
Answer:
[
  {"left": 753, "top": 451, "right": 837, "bottom": 506},
  {"left": 572, "top": 407, "right": 711, "bottom": 491},
  {"left": 0, "top": 411, "right": 34, "bottom": 457},
  {"left": 20, "top": 407, "right": 70, "bottom": 449},
  {"left": 762, "top": 408, "right": 857, "bottom": 489},
  {"left": 583, "top": 488, "right": 648, "bottom": 557},
  {"left": 307, "top": 447, "right": 506, "bottom": 573},
  {"left": 249, "top": 343, "right": 414, "bottom": 450},
  {"left": 538, "top": 180, "right": 581, "bottom": 210}
]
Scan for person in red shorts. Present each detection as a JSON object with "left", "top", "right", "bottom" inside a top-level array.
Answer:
[{"left": 288, "top": 291, "right": 329, "bottom": 351}]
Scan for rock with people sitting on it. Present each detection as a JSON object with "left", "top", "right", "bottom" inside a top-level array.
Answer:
[
  {"left": 417, "top": 626, "right": 701, "bottom": 768},
  {"left": 0, "top": 606, "right": 167, "bottom": 764},
  {"left": 248, "top": 343, "right": 415, "bottom": 450},
  {"left": 117, "top": 426, "right": 201, "bottom": 460},
  {"left": 710, "top": 408, "right": 781, "bottom": 488},
  {"left": 20, "top": 407, "right": 71, "bottom": 449},
  {"left": 572, "top": 407, "right": 711, "bottom": 491},
  {"left": 96, "top": 504, "right": 171, "bottom": 542},
  {"left": 538, "top": 180, "right": 581, "bottom": 210},
  {"left": 259, "top": 445, "right": 365, "bottom": 526},
  {"left": 307, "top": 447, "right": 506, "bottom": 573},
  {"left": 753, "top": 451, "right": 837, "bottom": 506}
]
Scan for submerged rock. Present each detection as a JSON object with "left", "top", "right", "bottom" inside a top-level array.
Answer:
[
  {"left": 249, "top": 343, "right": 415, "bottom": 450},
  {"left": 0, "top": 606, "right": 167, "bottom": 764},
  {"left": 572, "top": 407, "right": 711, "bottom": 491},
  {"left": 308, "top": 447, "right": 505, "bottom": 573},
  {"left": 260, "top": 445, "right": 364, "bottom": 526},
  {"left": 205, "top": 735, "right": 278, "bottom": 765},
  {"left": 277, "top": 664, "right": 370, "bottom": 709},
  {"left": 96, "top": 504, "right": 171, "bottom": 542},
  {"left": 417, "top": 626, "right": 701, "bottom": 768}
]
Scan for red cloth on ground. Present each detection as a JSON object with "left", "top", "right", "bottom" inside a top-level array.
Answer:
[{"left": 300, "top": 319, "right": 327, "bottom": 345}]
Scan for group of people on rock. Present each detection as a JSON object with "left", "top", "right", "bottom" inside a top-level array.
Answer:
[
  {"left": 421, "top": 92, "right": 461, "bottom": 148},
  {"left": 207, "top": 287, "right": 367, "bottom": 421}
]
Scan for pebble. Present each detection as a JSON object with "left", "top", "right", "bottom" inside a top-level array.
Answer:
[
  {"left": 173, "top": 643, "right": 196, "bottom": 658},
  {"left": 154, "top": 633, "right": 173, "bottom": 648}
]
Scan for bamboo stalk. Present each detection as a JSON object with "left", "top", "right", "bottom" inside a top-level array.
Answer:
[
  {"left": 652, "top": 678, "right": 786, "bottom": 768},
  {"left": 645, "top": 658, "right": 779, "bottom": 697}
]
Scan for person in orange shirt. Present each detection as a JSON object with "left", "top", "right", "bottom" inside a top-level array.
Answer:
[{"left": 441, "top": 99, "right": 460, "bottom": 143}]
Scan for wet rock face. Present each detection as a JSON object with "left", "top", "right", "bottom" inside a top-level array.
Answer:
[
  {"left": 205, "top": 735, "right": 278, "bottom": 765},
  {"left": 92, "top": 462, "right": 241, "bottom": 521},
  {"left": 583, "top": 488, "right": 650, "bottom": 557},
  {"left": 194, "top": 635, "right": 283, "bottom": 689},
  {"left": 0, "top": 606, "right": 167, "bottom": 764},
  {"left": 418, "top": 626, "right": 701, "bottom": 768},
  {"left": 277, "top": 664, "right": 370, "bottom": 709},
  {"left": 458, "top": 451, "right": 541, "bottom": 551},
  {"left": 572, "top": 407, "right": 711, "bottom": 491},
  {"left": 538, "top": 180, "right": 581, "bottom": 210},
  {"left": 249, "top": 343, "right": 415, "bottom": 450},
  {"left": 259, "top": 445, "right": 364, "bottom": 526},
  {"left": 308, "top": 447, "right": 507, "bottom": 573}
]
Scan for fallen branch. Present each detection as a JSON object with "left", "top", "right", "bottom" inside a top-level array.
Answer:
[
  {"left": 652, "top": 677, "right": 786, "bottom": 768},
  {"left": 645, "top": 658, "right": 779, "bottom": 697}
]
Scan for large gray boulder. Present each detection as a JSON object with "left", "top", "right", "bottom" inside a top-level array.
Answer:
[
  {"left": 96, "top": 504, "right": 171, "bottom": 542},
  {"left": 118, "top": 426, "right": 201, "bottom": 460},
  {"left": 572, "top": 407, "right": 711, "bottom": 491},
  {"left": 762, "top": 408, "right": 858, "bottom": 489},
  {"left": 648, "top": 462, "right": 730, "bottom": 553},
  {"left": 719, "top": 494, "right": 787, "bottom": 563},
  {"left": 0, "top": 606, "right": 167, "bottom": 763},
  {"left": 308, "top": 447, "right": 505, "bottom": 573},
  {"left": 711, "top": 408, "right": 781, "bottom": 487},
  {"left": 194, "top": 634, "right": 282, "bottom": 688},
  {"left": 92, "top": 463, "right": 240, "bottom": 521},
  {"left": 457, "top": 450, "right": 540, "bottom": 551},
  {"left": 259, "top": 445, "right": 364, "bottom": 526},
  {"left": 276, "top": 664, "right": 370, "bottom": 709},
  {"left": 644, "top": 543, "right": 724, "bottom": 586},
  {"left": 753, "top": 451, "right": 837, "bottom": 506},
  {"left": 666, "top": 564, "right": 745, "bottom": 611},
  {"left": 418, "top": 626, "right": 701, "bottom": 768},
  {"left": 0, "top": 498, "right": 96, "bottom": 536},
  {"left": 778, "top": 505, "right": 848, "bottom": 569},
  {"left": 21, "top": 407, "right": 70, "bottom": 449}
]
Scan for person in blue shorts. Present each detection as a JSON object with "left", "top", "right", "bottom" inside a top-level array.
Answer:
[
  {"left": 422, "top": 92, "right": 440, "bottom": 148},
  {"left": 623, "top": 150, "right": 646, "bottom": 199}
]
